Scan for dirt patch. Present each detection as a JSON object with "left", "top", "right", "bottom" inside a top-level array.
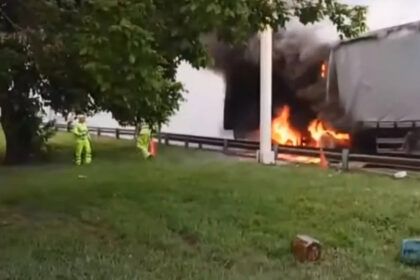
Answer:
[
  {"left": 181, "top": 232, "right": 200, "bottom": 248},
  {"left": 169, "top": 226, "right": 201, "bottom": 250},
  {"left": 0, "top": 208, "right": 29, "bottom": 228},
  {"left": 79, "top": 218, "right": 126, "bottom": 246}
]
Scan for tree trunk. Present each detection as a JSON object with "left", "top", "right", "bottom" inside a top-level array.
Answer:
[{"left": 0, "top": 104, "right": 36, "bottom": 165}]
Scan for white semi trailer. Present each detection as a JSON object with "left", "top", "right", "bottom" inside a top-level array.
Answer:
[{"left": 326, "top": 21, "right": 420, "bottom": 155}]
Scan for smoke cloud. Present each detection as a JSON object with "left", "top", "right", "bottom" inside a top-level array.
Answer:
[
  {"left": 206, "top": 20, "right": 342, "bottom": 139},
  {"left": 205, "top": 0, "right": 420, "bottom": 139}
]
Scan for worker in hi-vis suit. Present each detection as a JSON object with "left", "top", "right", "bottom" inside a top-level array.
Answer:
[
  {"left": 72, "top": 115, "right": 92, "bottom": 165},
  {"left": 136, "top": 123, "right": 154, "bottom": 159}
]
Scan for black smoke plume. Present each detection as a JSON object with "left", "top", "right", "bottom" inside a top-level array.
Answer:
[{"left": 205, "top": 22, "right": 343, "bottom": 139}]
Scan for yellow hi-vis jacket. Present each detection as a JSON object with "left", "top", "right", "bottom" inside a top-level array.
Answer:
[
  {"left": 139, "top": 124, "right": 151, "bottom": 135},
  {"left": 137, "top": 124, "right": 153, "bottom": 158},
  {"left": 73, "top": 122, "right": 90, "bottom": 141}
]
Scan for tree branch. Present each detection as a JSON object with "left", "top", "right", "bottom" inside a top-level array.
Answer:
[{"left": 0, "top": 7, "right": 24, "bottom": 31}]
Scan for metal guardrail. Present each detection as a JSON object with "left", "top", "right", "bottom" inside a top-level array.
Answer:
[
  {"left": 56, "top": 123, "right": 336, "bottom": 155},
  {"left": 56, "top": 123, "right": 420, "bottom": 171},
  {"left": 55, "top": 123, "right": 259, "bottom": 151}
]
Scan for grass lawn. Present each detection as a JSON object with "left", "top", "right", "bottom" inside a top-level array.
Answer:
[{"left": 1, "top": 133, "right": 420, "bottom": 279}]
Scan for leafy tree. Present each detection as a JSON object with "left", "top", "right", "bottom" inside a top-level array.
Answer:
[
  {"left": 0, "top": 0, "right": 367, "bottom": 164},
  {"left": 0, "top": 0, "right": 89, "bottom": 164}
]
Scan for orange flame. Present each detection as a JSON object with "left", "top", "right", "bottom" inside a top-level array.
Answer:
[
  {"left": 319, "top": 148, "right": 329, "bottom": 169},
  {"left": 272, "top": 105, "right": 350, "bottom": 166},
  {"left": 278, "top": 154, "right": 321, "bottom": 164},
  {"left": 271, "top": 61, "right": 348, "bottom": 166},
  {"left": 272, "top": 106, "right": 302, "bottom": 146},
  {"left": 308, "top": 120, "right": 350, "bottom": 148},
  {"left": 321, "top": 62, "right": 328, "bottom": 79}
]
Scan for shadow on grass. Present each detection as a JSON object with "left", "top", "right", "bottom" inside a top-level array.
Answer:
[{"left": 19, "top": 133, "right": 141, "bottom": 167}]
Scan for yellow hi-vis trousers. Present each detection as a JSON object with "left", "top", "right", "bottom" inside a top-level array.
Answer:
[
  {"left": 75, "top": 139, "right": 92, "bottom": 165},
  {"left": 137, "top": 129, "right": 151, "bottom": 159}
]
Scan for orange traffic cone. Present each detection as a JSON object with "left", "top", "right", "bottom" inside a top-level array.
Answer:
[
  {"left": 148, "top": 138, "right": 157, "bottom": 157},
  {"left": 319, "top": 147, "right": 329, "bottom": 169}
]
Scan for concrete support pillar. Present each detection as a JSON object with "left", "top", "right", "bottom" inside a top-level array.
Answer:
[{"left": 258, "top": 26, "right": 275, "bottom": 165}]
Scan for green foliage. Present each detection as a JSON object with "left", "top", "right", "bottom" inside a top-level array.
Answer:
[
  {"left": 78, "top": 1, "right": 183, "bottom": 125},
  {"left": 35, "top": 120, "right": 57, "bottom": 158},
  {"left": 0, "top": 0, "right": 367, "bottom": 163},
  {"left": 0, "top": 24, "right": 51, "bottom": 163},
  {"left": 0, "top": 0, "right": 92, "bottom": 163},
  {"left": 292, "top": 1, "right": 367, "bottom": 38},
  {"left": 74, "top": 0, "right": 367, "bottom": 125}
]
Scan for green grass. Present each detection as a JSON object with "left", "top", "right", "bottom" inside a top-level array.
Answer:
[
  {"left": 0, "top": 128, "right": 4, "bottom": 159},
  {"left": 1, "top": 134, "right": 420, "bottom": 279}
]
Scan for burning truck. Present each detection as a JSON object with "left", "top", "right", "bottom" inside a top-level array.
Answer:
[
  {"left": 207, "top": 24, "right": 351, "bottom": 149},
  {"left": 208, "top": 21, "right": 420, "bottom": 155},
  {"left": 326, "top": 21, "right": 420, "bottom": 155}
]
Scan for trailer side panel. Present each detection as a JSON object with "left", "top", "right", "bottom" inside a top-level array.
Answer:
[{"left": 330, "top": 30, "right": 420, "bottom": 123}]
